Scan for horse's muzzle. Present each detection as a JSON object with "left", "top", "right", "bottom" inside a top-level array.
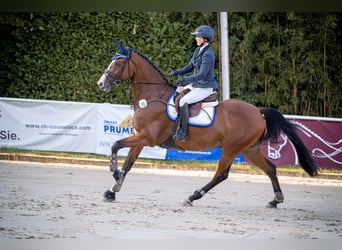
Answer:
[
  {"left": 97, "top": 75, "right": 112, "bottom": 92},
  {"left": 97, "top": 82, "right": 109, "bottom": 92}
]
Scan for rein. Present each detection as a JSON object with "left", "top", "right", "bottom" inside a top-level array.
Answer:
[{"left": 112, "top": 79, "right": 171, "bottom": 86}]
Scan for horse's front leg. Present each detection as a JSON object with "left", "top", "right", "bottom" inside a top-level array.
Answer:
[
  {"left": 104, "top": 146, "right": 143, "bottom": 202},
  {"left": 111, "top": 145, "right": 143, "bottom": 192},
  {"left": 103, "top": 135, "right": 147, "bottom": 202},
  {"left": 109, "top": 140, "right": 123, "bottom": 193}
]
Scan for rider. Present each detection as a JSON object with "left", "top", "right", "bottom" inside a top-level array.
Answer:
[{"left": 169, "top": 25, "right": 218, "bottom": 141}]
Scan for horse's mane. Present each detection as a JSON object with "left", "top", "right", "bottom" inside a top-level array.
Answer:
[{"left": 132, "top": 49, "right": 169, "bottom": 83}]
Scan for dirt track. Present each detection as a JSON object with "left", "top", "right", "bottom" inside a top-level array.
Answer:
[{"left": 0, "top": 161, "right": 341, "bottom": 239}]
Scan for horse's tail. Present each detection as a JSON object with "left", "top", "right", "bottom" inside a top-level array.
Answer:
[{"left": 260, "top": 107, "right": 318, "bottom": 177}]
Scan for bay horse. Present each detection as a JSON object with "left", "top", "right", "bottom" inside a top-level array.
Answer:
[{"left": 97, "top": 40, "right": 318, "bottom": 208}]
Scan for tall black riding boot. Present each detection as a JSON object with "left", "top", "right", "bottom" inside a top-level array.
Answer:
[{"left": 174, "top": 103, "right": 189, "bottom": 142}]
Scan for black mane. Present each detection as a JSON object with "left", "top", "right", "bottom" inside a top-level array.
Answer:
[{"left": 132, "top": 49, "right": 169, "bottom": 83}]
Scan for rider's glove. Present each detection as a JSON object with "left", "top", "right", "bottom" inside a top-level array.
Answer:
[
  {"left": 176, "top": 77, "right": 189, "bottom": 86},
  {"left": 169, "top": 70, "right": 179, "bottom": 77}
]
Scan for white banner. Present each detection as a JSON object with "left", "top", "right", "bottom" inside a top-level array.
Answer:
[
  {"left": 0, "top": 98, "right": 166, "bottom": 159},
  {"left": 0, "top": 98, "right": 96, "bottom": 153}
]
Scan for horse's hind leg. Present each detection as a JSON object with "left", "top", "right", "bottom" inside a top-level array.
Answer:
[
  {"left": 103, "top": 146, "right": 144, "bottom": 202},
  {"left": 243, "top": 144, "right": 284, "bottom": 208}
]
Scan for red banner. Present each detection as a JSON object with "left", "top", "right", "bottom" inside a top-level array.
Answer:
[{"left": 256, "top": 117, "right": 342, "bottom": 169}]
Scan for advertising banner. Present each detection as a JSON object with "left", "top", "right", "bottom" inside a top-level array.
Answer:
[
  {"left": 165, "top": 148, "right": 244, "bottom": 163},
  {"left": 0, "top": 98, "right": 96, "bottom": 153},
  {"left": 1, "top": 98, "right": 341, "bottom": 168},
  {"left": 259, "top": 117, "right": 342, "bottom": 169}
]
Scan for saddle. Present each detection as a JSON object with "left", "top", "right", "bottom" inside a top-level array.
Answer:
[{"left": 174, "top": 88, "right": 218, "bottom": 117}]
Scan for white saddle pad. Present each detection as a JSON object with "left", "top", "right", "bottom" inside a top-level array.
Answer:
[{"left": 166, "top": 91, "right": 217, "bottom": 127}]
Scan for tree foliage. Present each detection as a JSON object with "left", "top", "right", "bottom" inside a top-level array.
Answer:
[
  {"left": 229, "top": 12, "right": 342, "bottom": 117},
  {"left": 0, "top": 12, "right": 341, "bottom": 117}
]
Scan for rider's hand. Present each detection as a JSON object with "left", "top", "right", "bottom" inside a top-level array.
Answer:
[
  {"left": 169, "top": 70, "right": 179, "bottom": 77},
  {"left": 176, "top": 77, "right": 187, "bottom": 85}
]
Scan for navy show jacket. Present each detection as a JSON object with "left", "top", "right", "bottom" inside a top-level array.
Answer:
[{"left": 176, "top": 45, "right": 218, "bottom": 89}]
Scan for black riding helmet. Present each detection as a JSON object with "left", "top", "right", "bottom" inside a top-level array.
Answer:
[{"left": 190, "top": 25, "right": 215, "bottom": 43}]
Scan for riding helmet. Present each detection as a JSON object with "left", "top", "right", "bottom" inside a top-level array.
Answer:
[{"left": 191, "top": 25, "right": 215, "bottom": 43}]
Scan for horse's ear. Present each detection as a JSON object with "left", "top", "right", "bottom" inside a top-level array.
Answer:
[
  {"left": 114, "top": 40, "right": 123, "bottom": 49},
  {"left": 115, "top": 40, "right": 128, "bottom": 56}
]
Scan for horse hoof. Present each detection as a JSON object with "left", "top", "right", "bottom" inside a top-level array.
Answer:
[
  {"left": 181, "top": 198, "right": 193, "bottom": 206},
  {"left": 266, "top": 200, "right": 278, "bottom": 208},
  {"left": 103, "top": 190, "right": 116, "bottom": 202}
]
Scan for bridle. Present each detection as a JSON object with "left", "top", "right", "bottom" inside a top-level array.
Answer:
[
  {"left": 104, "top": 49, "right": 170, "bottom": 87},
  {"left": 103, "top": 49, "right": 174, "bottom": 107},
  {"left": 103, "top": 53, "right": 132, "bottom": 87}
]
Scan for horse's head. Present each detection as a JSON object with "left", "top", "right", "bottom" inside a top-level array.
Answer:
[{"left": 97, "top": 40, "right": 134, "bottom": 92}]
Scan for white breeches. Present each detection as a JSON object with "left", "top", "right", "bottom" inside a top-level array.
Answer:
[{"left": 179, "top": 84, "right": 214, "bottom": 107}]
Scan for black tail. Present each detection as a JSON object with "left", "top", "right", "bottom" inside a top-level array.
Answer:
[{"left": 260, "top": 108, "right": 318, "bottom": 177}]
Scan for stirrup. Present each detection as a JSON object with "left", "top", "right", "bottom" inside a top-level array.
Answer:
[
  {"left": 174, "top": 132, "right": 187, "bottom": 142},
  {"left": 173, "top": 127, "right": 187, "bottom": 141},
  {"left": 171, "top": 130, "right": 178, "bottom": 139},
  {"left": 170, "top": 119, "right": 180, "bottom": 138}
]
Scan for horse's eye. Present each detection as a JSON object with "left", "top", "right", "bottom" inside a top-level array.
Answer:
[{"left": 115, "top": 61, "right": 124, "bottom": 68}]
